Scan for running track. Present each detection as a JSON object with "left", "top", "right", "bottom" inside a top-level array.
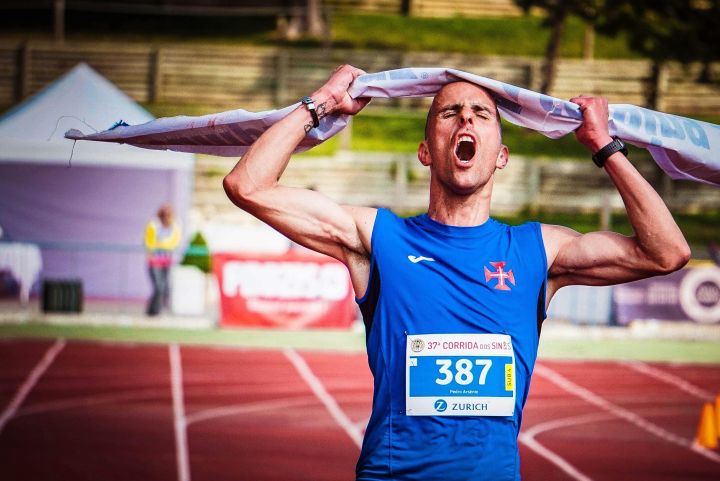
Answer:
[{"left": 1, "top": 338, "right": 719, "bottom": 481}]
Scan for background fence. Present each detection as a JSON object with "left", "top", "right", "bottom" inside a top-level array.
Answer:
[
  {"left": 324, "top": 0, "right": 524, "bottom": 16},
  {"left": 2, "top": 0, "right": 525, "bottom": 17},
  {"left": 1, "top": 42, "right": 719, "bottom": 115},
  {"left": 2, "top": 41, "right": 718, "bottom": 228},
  {"left": 192, "top": 153, "right": 720, "bottom": 225}
]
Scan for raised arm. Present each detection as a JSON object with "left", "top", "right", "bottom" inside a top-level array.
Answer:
[
  {"left": 222, "top": 65, "right": 375, "bottom": 296},
  {"left": 543, "top": 96, "right": 691, "bottom": 299}
]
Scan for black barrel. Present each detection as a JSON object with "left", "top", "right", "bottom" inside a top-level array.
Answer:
[{"left": 42, "top": 279, "right": 83, "bottom": 313}]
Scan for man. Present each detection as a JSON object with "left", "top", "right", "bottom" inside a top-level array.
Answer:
[
  {"left": 223, "top": 65, "right": 690, "bottom": 480},
  {"left": 144, "top": 203, "right": 181, "bottom": 316}
]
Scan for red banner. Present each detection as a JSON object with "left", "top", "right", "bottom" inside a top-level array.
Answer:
[{"left": 213, "top": 251, "right": 356, "bottom": 329}]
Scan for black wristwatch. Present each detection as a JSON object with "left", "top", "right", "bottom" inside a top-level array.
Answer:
[
  {"left": 592, "top": 137, "right": 628, "bottom": 168},
  {"left": 301, "top": 96, "right": 320, "bottom": 129}
]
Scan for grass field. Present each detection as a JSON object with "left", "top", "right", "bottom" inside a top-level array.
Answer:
[
  {"left": 1, "top": 12, "right": 638, "bottom": 59},
  {"left": 142, "top": 107, "right": 717, "bottom": 161},
  {"left": 330, "top": 14, "right": 638, "bottom": 58},
  {"left": 1, "top": 322, "right": 719, "bottom": 364}
]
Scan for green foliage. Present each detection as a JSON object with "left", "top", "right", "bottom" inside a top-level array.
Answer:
[
  {"left": 512, "top": 0, "right": 603, "bottom": 91},
  {"left": 292, "top": 110, "right": 656, "bottom": 161},
  {"left": 514, "top": 0, "right": 600, "bottom": 22},
  {"left": 599, "top": 1, "right": 719, "bottom": 65},
  {"left": 0, "top": 324, "right": 718, "bottom": 362},
  {"left": 345, "top": 111, "right": 613, "bottom": 159},
  {"left": 352, "top": 112, "right": 425, "bottom": 152},
  {"left": 2, "top": 11, "right": 638, "bottom": 59},
  {"left": 493, "top": 208, "right": 720, "bottom": 248},
  {"left": 296, "top": 136, "right": 340, "bottom": 157},
  {"left": 181, "top": 231, "right": 211, "bottom": 274},
  {"left": 330, "top": 14, "right": 636, "bottom": 58}
]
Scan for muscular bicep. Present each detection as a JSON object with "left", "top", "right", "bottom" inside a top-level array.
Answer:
[
  {"left": 542, "top": 224, "right": 659, "bottom": 289},
  {"left": 231, "top": 184, "right": 374, "bottom": 263}
]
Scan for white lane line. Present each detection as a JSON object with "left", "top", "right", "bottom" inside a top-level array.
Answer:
[
  {"left": 620, "top": 360, "right": 715, "bottom": 400},
  {"left": 520, "top": 407, "right": 694, "bottom": 481},
  {"left": 169, "top": 344, "right": 191, "bottom": 481},
  {"left": 535, "top": 363, "right": 720, "bottom": 464},
  {"left": 186, "top": 396, "right": 318, "bottom": 426},
  {"left": 283, "top": 349, "right": 363, "bottom": 449},
  {"left": 520, "top": 435, "right": 594, "bottom": 481},
  {"left": 354, "top": 417, "right": 368, "bottom": 433},
  {"left": 0, "top": 338, "right": 66, "bottom": 435},
  {"left": 519, "top": 412, "right": 607, "bottom": 481},
  {"left": 16, "top": 388, "right": 170, "bottom": 418}
]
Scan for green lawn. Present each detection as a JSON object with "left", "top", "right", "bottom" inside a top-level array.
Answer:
[
  {"left": 349, "top": 111, "right": 594, "bottom": 158},
  {"left": 495, "top": 209, "right": 720, "bottom": 246},
  {"left": 137, "top": 106, "right": 714, "bottom": 161},
  {"left": 0, "top": 323, "right": 366, "bottom": 352},
  {"left": 2, "top": 11, "right": 638, "bottom": 59},
  {"left": 293, "top": 110, "right": 649, "bottom": 161},
  {"left": 537, "top": 337, "right": 720, "bottom": 364},
  {"left": 330, "top": 14, "right": 638, "bottom": 58},
  {"left": 1, "top": 322, "right": 718, "bottom": 363}
]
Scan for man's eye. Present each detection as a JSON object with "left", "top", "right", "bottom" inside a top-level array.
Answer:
[{"left": 441, "top": 112, "right": 455, "bottom": 118}]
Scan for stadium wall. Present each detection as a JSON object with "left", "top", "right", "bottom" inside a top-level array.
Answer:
[{"left": 1, "top": 42, "right": 719, "bottom": 115}]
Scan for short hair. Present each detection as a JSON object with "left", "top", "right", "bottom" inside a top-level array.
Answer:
[
  {"left": 424, "top": 85, "right": 503, "bottom": 141},
  {"left": 158, "top": 203, "right": 173, "bottom": 218}
]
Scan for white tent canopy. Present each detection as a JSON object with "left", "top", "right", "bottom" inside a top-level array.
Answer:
[
  {"left": 0, "top": 63, "right": 195, "bottom": 300},
  {"left": 0, "top": 62, "right": 193, "bottom": 169}
]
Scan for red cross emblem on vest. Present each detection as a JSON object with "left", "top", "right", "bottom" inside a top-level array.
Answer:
[{"left": 484, "top": 261, "right": 516, "bottom": 291}]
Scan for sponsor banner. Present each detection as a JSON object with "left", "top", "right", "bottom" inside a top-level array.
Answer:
[
  {"left": 213, "top": 251, "right": 355, "bottom": 329},
  {"left": 613, "top": 266, "right": 720, "bottom": 325}
]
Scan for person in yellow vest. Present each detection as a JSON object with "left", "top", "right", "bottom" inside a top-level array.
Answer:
[{"left": 144, "top": 203, "right": 181, "bottom": 316}]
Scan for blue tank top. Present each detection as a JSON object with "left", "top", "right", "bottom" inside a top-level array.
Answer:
[{"left": 356, "top": 208, "right": 547, "bottom": 481}]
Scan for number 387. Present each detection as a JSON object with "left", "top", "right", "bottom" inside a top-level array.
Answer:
[{"left": 435, "top": 359, "right": 492, "bottom": 386}]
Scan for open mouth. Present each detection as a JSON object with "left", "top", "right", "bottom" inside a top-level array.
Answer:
[{"left": 455, "top": 135, "right": 476, "bottom": 162}]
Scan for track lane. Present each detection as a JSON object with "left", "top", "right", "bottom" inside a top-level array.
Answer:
[
  {"left": 0, "top": 340, "right": 718, "bottom": 481},
  {"left": 180, "top": 346, "right": 361, "bottom": 481},
  {"left": 0, "top": 341, "right": 176, "bottom": 481},
  {"left": 524, "top": 360, "right": 720, "bottom": 480}
]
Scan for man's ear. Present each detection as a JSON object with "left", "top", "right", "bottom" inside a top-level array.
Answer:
[
  {"left": 495, "top": 144, "right": 509, "bottom": 170},
  {"left": 418, "top": 140, "right": 432, "bottom": 166}
]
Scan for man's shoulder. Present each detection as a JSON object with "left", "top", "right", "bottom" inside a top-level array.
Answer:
[
  {"left": 538, "top": 223, "right": 579, "bottom": 242},
  {"left": 499, "top": 218, "right": 542, "bottom": 234}
]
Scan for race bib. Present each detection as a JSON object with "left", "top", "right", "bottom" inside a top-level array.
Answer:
[{"left": 406, "top": 333, "right": 515, "bottom": 416}]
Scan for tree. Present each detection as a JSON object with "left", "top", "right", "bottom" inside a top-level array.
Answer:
[
  {"left": 283, "top": 0, "right": 326, "bottom": 40},
  {"left": 514, "top": 0, "right": 600, "bottom": 93},
  {"left": 690, "top": 0, "right": 720, "bottom": 83},
  {"left": 598, "top": 0, "right": 719, "bottom": 108},
  {"left": 597, "top": 1, "right": 719, "bottom": 195}
]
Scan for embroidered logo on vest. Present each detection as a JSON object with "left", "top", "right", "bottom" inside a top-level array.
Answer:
[
  {"left": 408, "top": 255, "right": 435, "bottom": 264},
  {"left": 484, "top": 261, "right": 515, "bottom": 291}
]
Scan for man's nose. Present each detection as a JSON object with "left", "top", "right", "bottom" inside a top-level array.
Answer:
[{"left": 459, "top": 107, "right": 474, "bottom": 125}]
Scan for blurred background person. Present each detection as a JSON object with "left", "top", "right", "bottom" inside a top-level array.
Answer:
[{"left": 144, "top": 203, "right": 180, "bottom": 316}]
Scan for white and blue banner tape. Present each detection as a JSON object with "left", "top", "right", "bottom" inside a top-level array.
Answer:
[{"left": 65, "top": 67, "right": 720, "bottom": 186}]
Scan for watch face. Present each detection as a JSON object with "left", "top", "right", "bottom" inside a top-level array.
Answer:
[{"left": 302, "top": 96, "right": 312, "bottom": 105}]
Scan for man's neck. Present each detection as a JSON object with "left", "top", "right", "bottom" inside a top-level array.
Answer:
[{"left": 426, "top": 182, "right": 493, "bottom": 227}]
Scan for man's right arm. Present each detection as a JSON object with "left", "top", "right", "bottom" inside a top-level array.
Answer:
[{"left": 222, "top": 65, "right": 375, "bottom": 295}]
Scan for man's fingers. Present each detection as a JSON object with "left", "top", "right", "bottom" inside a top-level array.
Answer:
[
  {"left": 355, "top": 97, "right": 371, "bottom": 110},
  {"left": 570, "top": 96, "right": 592, "bottom": 108}
]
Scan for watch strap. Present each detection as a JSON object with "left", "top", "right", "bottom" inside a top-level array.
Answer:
[
  {"left": 301, "top": 96, "right": 320, "bottom": 128},
  {"left": 592, "top": 137, "right": 628, "bottom": 168}
]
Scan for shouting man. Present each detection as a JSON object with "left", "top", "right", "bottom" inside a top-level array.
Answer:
[{"left": 223, "top": 65, "right": 690, "bottom": 480}]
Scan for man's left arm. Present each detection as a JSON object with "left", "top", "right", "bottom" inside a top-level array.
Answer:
[{"left": 543, "top": 96, "right": 691, "bottom": 298}]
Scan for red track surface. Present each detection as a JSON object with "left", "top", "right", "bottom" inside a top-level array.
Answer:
[{"left": 0, "top": 338, "right": 719, "bottom": 481}]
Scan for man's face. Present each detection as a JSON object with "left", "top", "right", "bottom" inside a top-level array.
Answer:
[{"left": 419, "top": 82, "right": 508, "bottom": 195}]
